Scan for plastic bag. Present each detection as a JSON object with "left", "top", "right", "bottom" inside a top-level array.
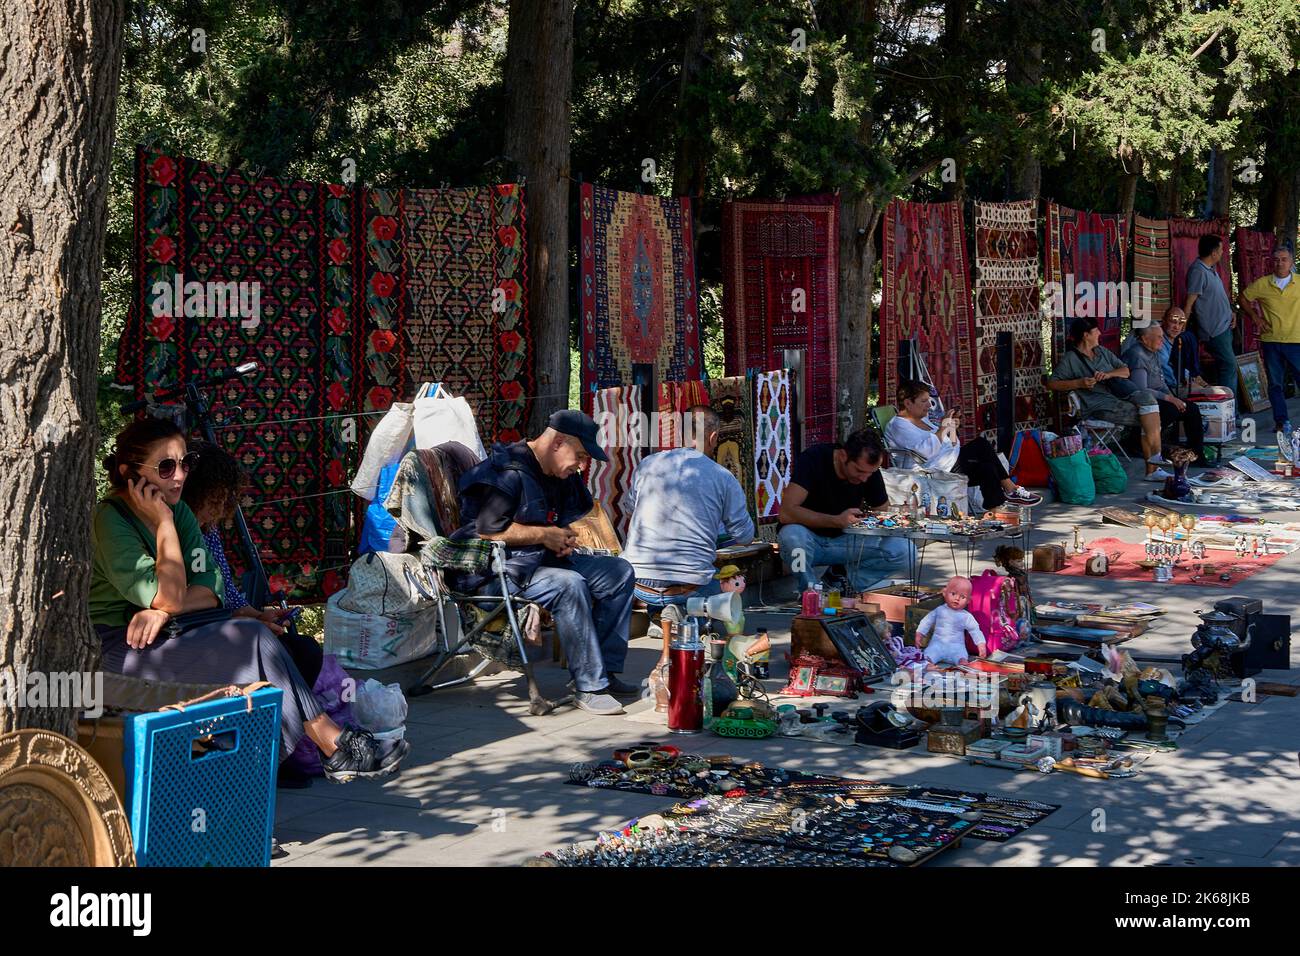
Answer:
[
  {"left": 1088, "top": 449, "right": 1128, "bottom": 494},
  {"left": 413, "top": 394, "right": 486, "bottom": 458},
  {"left": 352, "top": 403, "right": 414, "bottom": 501},
  {"left": 324, "top": 590, "right": 440, "bottom": 669},
  {"left": 286, "top": 654, "right": 354, "bottom": 777},
  {"left": 353, "top": 679, "right": 408, "bottom": 733},
  {"left": 1046, "top": 449, "right": 1096, "bottom": 505}
]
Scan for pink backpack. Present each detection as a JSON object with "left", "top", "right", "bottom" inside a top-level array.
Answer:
[{"left": 967, "top": 570, "right": 1020, "bottom": 654}]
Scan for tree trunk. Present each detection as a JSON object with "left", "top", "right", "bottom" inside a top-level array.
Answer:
[
  {"left": 832, "top": 0, "right": 879, "bottom": 434},
  {"left": 938, "top": 0, "right": 969, "bottom": 202},
  {"left": 1119, "top": 155, "right": 1142, "bottom": 218},
  {"left": 0, "top": 0, "right": 126, "bottom": 736},
  {"left": 1210, "top": 148, "right": 1232, "bottom": 219},
  {"left": 839, "top": 195, "right": 879, "bottom": 434},
  {"left": 1006, "top": 25, "right": 1043, "bottom": 202},
  {"left": 671, "top": 1, "right": 713, "bottom": 201},
  {"left": 503, "top": 0, "right": 574, "bottom": 432}
]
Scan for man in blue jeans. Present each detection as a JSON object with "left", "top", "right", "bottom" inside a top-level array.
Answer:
[
  {"left": 1240, "top": 244, "right": 1300, "bottom": 431},
  {"left": 1184, "top": 234, "right": 1237, "bottom": 394},
  {"left": 455, "top": 410, "right": 635, "bottom": 715},
  {"left": 778, "top": 430, "right": 913, "bottom": 594}
]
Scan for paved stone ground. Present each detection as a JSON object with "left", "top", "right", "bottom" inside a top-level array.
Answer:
[{"left": 274, "top": 403, "right": 1300, "bottom": 867}]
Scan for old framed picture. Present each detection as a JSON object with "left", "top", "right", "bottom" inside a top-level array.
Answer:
[{"left": 1236, "top": 351, "right": 1271, "bottom": 413}]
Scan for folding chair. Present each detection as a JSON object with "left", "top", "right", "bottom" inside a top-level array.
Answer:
[
  {"left": 870, "top": 403, "right": 929, "bottom": 470},
  {"left": 385, "top": 442, "right": 573, "bottom": 716},
  {"left": 1067, "top": 391, "right": 1131, "bottom": 461}
]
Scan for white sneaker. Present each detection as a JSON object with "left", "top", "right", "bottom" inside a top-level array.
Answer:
[{"left": 1145, "top": 468, "right": 1173, "bottom": 482}]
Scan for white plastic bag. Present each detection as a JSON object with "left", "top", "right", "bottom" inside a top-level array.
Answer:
[
  {"left": 353, "top": 678, "right": 408, "bottom": 733},
  {"left": 351, "top": 402, "right": 414, "bottom": 501},
  {"left": 324, "top": 590, "right": 439, "bottom": 670},
  {"left": 413, "top": 394, "right": 486, "bottom": 458}
]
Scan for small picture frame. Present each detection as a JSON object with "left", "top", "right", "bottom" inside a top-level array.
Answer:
[
  {"left": 787, "top": 665, "right": 816, "bottom": 694},
  {"left": 1236, "top": 351, "right": 1271, "bottom": 413}
]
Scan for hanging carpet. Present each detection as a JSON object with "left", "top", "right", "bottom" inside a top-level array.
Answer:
[
  {"left": 754, "top": 369, "right": 793, "bottom": 525},
  {"left": 706, "top": 375, "right": 759, "bottom": 532},
  {"left": 587, "top": 385, "right": 644, "bottom": 540},
  {"left": 1133, "top": 215, "right": 1172, "bottom": 326},
  {"left": 1042, "top": 202, "right": 1130, "bottom": 358},
  {"left": 1233, "top": 227, "right": 1277, "bottom": 355},
  {"left": 1169, "top": 217, "right": 1233, "bottom": 330}
]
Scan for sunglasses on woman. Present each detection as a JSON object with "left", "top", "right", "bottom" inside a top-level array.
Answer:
[{"left": 132, "top": 452, "right": 200, "bottom": 480}]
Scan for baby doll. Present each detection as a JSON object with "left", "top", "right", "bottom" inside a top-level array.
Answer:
[{"left": 914, "top": 575, "right": 987, "bottom": 667}]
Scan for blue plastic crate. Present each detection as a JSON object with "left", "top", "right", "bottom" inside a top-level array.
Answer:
[{"left": 124, "top": 687, "right": 282, "bottom": 867}]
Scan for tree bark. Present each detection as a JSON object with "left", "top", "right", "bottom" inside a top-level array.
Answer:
[
  {"left": 671, "top": 1, "right": 713, "bottom": 202},
  {"left": 832, "top": 0, "right": 879, "bottom": 434},
  {"left": 938, "top": 0, "right": 970, "bottom": 202},
  {"left": 1210, "top": 148, "right": 1232, "bottom": 219},
  {"left": 0, "top": 0, "right": 126, "bottom": 735},
  {"left": 1256, "top": 74, "right": 1300, "bottom": 246},
  {"left": 1006, "top": 27, "right": 1043, "bottom": 201},
  {"left": 503, "top": 0, "right": 574, "bottom": 432}
]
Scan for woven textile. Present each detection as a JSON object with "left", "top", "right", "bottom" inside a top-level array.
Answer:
[
  {"left": 880, "top": 200, "right": 978, "bottom": 442},
  {"left": 1043, "top": 203, "right": 1130, "bottom": 357},
  {"left": 708, "top": 375, "right": 758, "bottom": 531},
  {"left": 754, "top": 369, "right": 793, "bottom": 522},
  {"left": 579, "top": 184, "right": 700, "bottom": 405},
  {"left": 1170, "top": 217, "right": 1232, "bottom": 325},
  {"left": 587, "top": 385, "right": 644, "bottom": 539},
  {"left": 656, "top": 379, "right": 711, "bottom": 450},
  {"left": 722, "top": 195, "right": 839, "bottom": 446},
  {"left": 1133, "top": 215, "right": 1172, "bottom": 324},
  {"left": 972, "top": 200, "right": 1045, "bottom": 440},
  {"left": 402, "top": 185, "right": 532, "bottom": 442},
  {"left": 1234, "top": 227, "right": 1277, "bottom": 355},
  {"left": 115, "top": 148, "right": 357, "bottom": 600}
]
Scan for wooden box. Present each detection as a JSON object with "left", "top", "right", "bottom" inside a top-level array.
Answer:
[
  {"left": 865, "top": 584, "right": 942, "bottom": 624},
  {"left": 77, "top": 716, "right": 128, "bottom": 806},
  {"left": 926, "top": 719, "right": 987, "bottom": 756},
  {"left": 1031, "top": 544, "right": 1066, "bottom": 572}
]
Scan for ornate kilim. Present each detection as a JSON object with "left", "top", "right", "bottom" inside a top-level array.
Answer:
[
  {"left": 754, "top": 369, "right": 792, "bottom": 525},
  {"left": 707, "top": 375, "right": 758, "bottom": 531},
  {"left": 1170, "top": 217, "right": 1232, "bottom": 329},
  {"left": 115, "top": 147, "right": 357, "bottom": 600},
  {"left": 587, "top": 385, "right": 644, "bottom": 539},
  {"left": 1234, "top": 227, "right": 1277, "bottom": 355},
  {"left": 402, "top": 184, "right": 531, "bottom": 442},
  {"left": 655, "top": 379, "right": 711, "bottom": 449},
  {"left": 722, "top": 195, "right": 839, "bottom": 446},
  {"left": 880, "top": 200, "right": 978, "bottom": 442},
  {"left": 579, "top": 184, "right": 700, "bottom": 406},
  {"left": 1133, "top": 215, "right": 1172, "bottom": 326},
  {"left": 357, "top": 187, "right": 408, "bottom": 417},
  {"left": 972, "top": 200, "right": 1045, "bottom": 440},
  {"left": 1043, "top": 202, "right": 1130, "bottom": 358}
]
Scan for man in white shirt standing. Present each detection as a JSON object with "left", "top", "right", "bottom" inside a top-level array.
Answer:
[{"left": 621, "top": 405, "right": 755, "bottom": 644}]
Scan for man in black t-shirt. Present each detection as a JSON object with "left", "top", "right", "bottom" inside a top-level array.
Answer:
[{"left": 777, "top": 430, "right": 913, "bottom": 593}]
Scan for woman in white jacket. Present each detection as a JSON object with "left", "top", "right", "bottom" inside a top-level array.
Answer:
[{"left": 884, "top": 380, "right": 1041, "bottom": 511}]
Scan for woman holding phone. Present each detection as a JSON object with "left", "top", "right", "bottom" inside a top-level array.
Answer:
[
  {"left": 90, "top": 418, "right": 407, "bottom": 783},
  {"left": 885, "top": 380, "right": 1042, "bottom": 511}
]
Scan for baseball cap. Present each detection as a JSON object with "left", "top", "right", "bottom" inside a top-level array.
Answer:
[{"left": 548, "top": 409, "right": 608, "bottom": 462}]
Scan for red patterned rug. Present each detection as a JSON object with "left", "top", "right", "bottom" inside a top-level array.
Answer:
[
  {"left": 880, "top": 199, "right": 978, "bottom": 442},
  {"left": 403, "top": 184, "right": 532, "bottom": 442},
  {"left": 1043, "top": 203, "right": 1130, "bottom": 358},
  {"left": 722, "top": 195, "right": 839, "bottom": 446},
  {"left": 1234, "top": 226, "right": 1277, "bottom": 356},
  {"left": 972, "top": 200, "right": 1046, "bottom": 440},
  {"left": 116, "top": 147, "right": 358, "bottom": 600},
  {"left": 579, "top": 184, "right": 700, "bottom": 408},
  {"left": 1170, "top": 217, "right": 1232, "bottom": 322},
  {"left": 1053, "top": 537, "right": 1283, "bottom": 588},
  {"left": 1133, "top": 215, "right": 1172, "bottom": 324}
]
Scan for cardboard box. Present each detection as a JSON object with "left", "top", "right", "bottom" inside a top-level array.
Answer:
[
  {"left": 866, "top": 583, "right": 942, "bottom": 625},
  {"left": 1195, "top": 398, "right": 1237, "bottom": 443}
]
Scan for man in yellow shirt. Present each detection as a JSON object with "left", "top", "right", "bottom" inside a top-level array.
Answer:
[{"left": 1240, "top": 245, "right": 1300, "bottom": 430}]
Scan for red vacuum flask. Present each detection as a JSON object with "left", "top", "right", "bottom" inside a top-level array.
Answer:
[{"left": 667, "top": 622, "right": 705, "bottom": 734}]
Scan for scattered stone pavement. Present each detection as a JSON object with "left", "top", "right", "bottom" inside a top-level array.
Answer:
[{"left": 275, "top": 403, "right": 1300, "bottom": 867}]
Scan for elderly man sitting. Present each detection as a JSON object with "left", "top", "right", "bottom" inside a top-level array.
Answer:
[
  {"left": 1160, "top": 306, "right": 1230, "bottom": 400},
  {"left": 454, "top": 410, "right": 636, "bottom": 715},
  {"left": 1121, "top": 322, "right": 1207, "bottom": 463}
]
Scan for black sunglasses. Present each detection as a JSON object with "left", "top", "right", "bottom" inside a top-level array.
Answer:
[{"left": 132, "top": 452, "right": 200, "bottom": 480}]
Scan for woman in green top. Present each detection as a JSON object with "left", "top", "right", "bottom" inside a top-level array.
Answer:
[
  {"left": 1048, "top": 317, "right": 1170, "bottom": 481},
  {"left": 91, "top": 418, "right": 407, "bottom": 783}
]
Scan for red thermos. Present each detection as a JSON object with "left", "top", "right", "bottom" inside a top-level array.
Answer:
[{"left": 667, "top": 623, "right": 705, "bottom": 734}]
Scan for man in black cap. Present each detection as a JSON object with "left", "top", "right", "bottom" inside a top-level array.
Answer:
[{"left": 454, "top": 410, "right": 636, "bottom": 714}]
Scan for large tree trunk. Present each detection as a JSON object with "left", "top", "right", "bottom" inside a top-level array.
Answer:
[
  {"left": 1209, "top": 148, "right": 1232, "bottom": 219},
  {"left": 833, "top": 0, "right": 879, "bottom": 433},
  {"left": 1256, "top": 74, "right": 1300, "bottom": 246},
  {"left": 671, "top": 1, "right": 714, "bottom": 202},
  {"left": 938, "top": 0, "right": 969, "bottom": 202},
  {"left": 1006, "top": 20, "right": 1043, "bottom": 202},
  {"left": 0, "top": 0, "right": 126, "bottom": 736},
  {"left": 503, "top": 0, "right": 574, "bottom": 432}
]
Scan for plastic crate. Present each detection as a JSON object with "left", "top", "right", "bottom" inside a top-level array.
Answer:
[{"left": 124, "top": 687, "right": 282, "bottom": 867}]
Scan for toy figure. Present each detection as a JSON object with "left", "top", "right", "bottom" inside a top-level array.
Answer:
[
  {"left": 715, "top": 564, "right": 747, "bottom": 636},
  {"left": 914, "top": 576, "right": 987, "bottom": 668}
]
